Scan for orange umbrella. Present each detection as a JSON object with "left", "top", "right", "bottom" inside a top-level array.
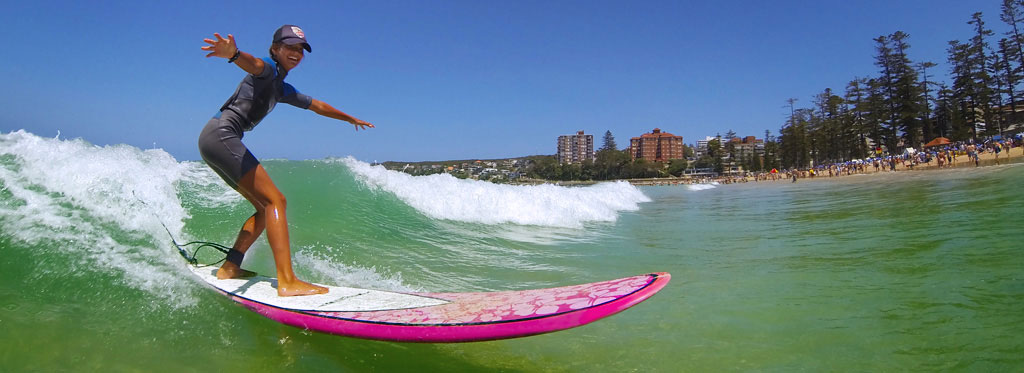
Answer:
[{"left": 923, "top": 137, "right": 951, "bottom": 148}]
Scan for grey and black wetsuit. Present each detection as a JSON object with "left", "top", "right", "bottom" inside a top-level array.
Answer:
[{"left": 198, "top": 57, "right": 313, "bottom": 189}]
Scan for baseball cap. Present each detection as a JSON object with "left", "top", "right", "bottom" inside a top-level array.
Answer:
[{"left": 273, "top": 25, "right": 312, "bottom": 52}]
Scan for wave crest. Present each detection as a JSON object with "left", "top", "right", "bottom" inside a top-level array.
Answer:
[{"left": 337, "top": 157, "right": 650, "bottom": 228}]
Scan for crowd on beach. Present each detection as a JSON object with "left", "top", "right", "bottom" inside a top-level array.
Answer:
[
  {"left": 749, "top": 135, "right": 1023, "bottom": 183},
  {"left": 629, "top": 135, "right": 1023, "bottom": 187}
]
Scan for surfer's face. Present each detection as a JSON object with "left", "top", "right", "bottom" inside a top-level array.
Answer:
[{"left": 273, "top": 44, "right": 305, "bottom": 71}]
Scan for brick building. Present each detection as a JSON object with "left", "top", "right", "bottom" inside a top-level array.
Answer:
[
  {"left": 556, "top": 130, "right": 594, "bottom": 164},
  {"left": 629, "top": 128, "right": 683, "bottom": 162}
]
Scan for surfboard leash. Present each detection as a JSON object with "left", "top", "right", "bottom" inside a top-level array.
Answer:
[{"left": 132, "top": 191, "right": 234, "bottom": 266}]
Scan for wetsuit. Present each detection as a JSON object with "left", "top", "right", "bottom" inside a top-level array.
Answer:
[{"left": 198, "top": 57, "right": 313, "bottom": 189}]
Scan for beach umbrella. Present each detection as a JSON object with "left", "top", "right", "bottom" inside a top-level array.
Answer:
[{"left": 923, "top": 137, "right": 951, "bottom": 148}]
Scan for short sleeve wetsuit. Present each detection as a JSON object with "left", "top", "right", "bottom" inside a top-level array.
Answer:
[{"left": 198, "top": 57, "right": 313, "bottom": 189}]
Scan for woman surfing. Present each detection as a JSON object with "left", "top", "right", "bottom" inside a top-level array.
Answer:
[{"left": 198, "top": 25, "right": 373, "bottom": 296}]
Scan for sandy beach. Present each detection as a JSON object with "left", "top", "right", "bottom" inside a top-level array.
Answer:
[{"left": 628, "top": 143, "right": 1024, "bottom": 186}]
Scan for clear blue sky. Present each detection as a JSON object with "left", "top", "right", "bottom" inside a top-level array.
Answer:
[{"left": 0, "top": 0, "right": 1007, "bottom": 162}]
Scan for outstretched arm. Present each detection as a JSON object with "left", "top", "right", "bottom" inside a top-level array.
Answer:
[
  {"left": 202, "top": 33, "right": 264, "bottom": 75},
  {"left": 310, "top": 99, "right": 375, "bottom": 130}
]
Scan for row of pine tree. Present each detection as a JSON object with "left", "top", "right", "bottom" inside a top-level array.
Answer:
[
  {"left": 529, "top": 1, "right": 1024, "bottom": 180},
  {"left": 773, "top": 0, "right": 1024, "bottom": 170}
]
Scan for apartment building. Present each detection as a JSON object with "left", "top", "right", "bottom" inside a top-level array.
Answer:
[
  {"left": 629, "top": 128, "right": 683, "bottom": 162},
  {"left": 728, "top": 136, "right": 765, "bottom": 160},
  {"left": 696, "top": 135, "right": 764, "bottom": 160},
  {"left": 556, "top": 130, "right": 595, "bottom": 164},
  {"left": 695, "top": 136, "right": 719, "bottom": 158}
]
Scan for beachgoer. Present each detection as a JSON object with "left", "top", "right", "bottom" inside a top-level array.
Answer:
[
  {"left": 198, "top": 25, "right": 374, "bottom": 296},
  {"left": 994, "top": 141, "right": 1002, "bottom": 164}
]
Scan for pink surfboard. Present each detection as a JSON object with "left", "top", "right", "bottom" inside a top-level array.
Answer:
[{"left": 189, "top": 265, "right": 670, "bottom": 342}]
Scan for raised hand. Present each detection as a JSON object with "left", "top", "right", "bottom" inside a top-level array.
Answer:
[
  {"left": 202, "top": 33, "right": 238, "bottom": 59},
  {"left": 351, "top": 119, "right": 375, "bottom": 130}
]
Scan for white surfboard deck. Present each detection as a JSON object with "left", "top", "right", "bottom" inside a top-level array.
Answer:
[{"left": 188, "top": 265, "right": 448, "bottom": 312}]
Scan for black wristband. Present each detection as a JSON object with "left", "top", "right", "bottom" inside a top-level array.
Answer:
[{"left": 228, "top": 49, "right": 241, "bottom": 63}]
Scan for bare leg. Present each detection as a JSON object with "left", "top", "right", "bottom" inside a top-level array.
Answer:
[
  {"left": 232, "top": 165, "right": 327, "bottom": 296},
  {"left": 216, "top": 212, "right": 263, "bottom": 279}
]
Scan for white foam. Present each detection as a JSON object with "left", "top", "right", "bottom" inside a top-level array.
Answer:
[
  {"left": 177, "top": 161, "right": 243, "bottom": 209},
  {"left": 687, "top": 183, "right": 717, "bottom": 191},
  {"left": 0, "top": 130, "right": 232, "bottom": 306},
  {"left": 0, "top": 131, "right": 429, "bottom": 302},
  {"left": 336, "top": 157, "right": 651, "bottom": 229}
]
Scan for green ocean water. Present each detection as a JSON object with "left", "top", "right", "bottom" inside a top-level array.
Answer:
[{"left": 1, "top": 130, "right": 1022, "bottom": 371}]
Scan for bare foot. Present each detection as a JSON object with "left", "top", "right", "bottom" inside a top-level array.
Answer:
[
  {"left": 277, "top": 279, "right": 329, "bottom": 297},
  {"left": 216, "top": 265, "right": 257, "bottom": 279}
]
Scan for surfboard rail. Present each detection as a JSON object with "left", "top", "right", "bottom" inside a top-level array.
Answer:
[{"left": 191, "top": 265, "right": 670, "bottom": 342}]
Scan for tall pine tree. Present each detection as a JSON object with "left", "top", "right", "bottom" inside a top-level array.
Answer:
[
  {"left": 968, "top": 12, "right": 996, "bottom": 136},
  {"left": 845, "top": 78, "right": 872, "bottom": 158},
  {"left": 1001, "top": 0, "right": 1024, "bottom": 69},
  {"left": 947, "top": 40, "right": 977, "bottom": 140},
  {"left": 874, "top": 35, "right": 902, "bottom": 151},
  {"left": 917, "top": 62, "right": 939, "bottom": 143},
  {"left": 890, "top": 31, "right": 924, "bottom": 149},
  {"left": 996, "top": 38, "right": 1022, "bottom": 133},
  {"left": 600, "top": 130, "right": 617, "bottom": 152}
]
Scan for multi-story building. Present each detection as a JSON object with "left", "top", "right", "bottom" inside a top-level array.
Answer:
[
  {"left": 695, "top": 136, "right": 719, "bottom": 159},
  {"left": 696, "top": 135, "right": 764, "bottom": 161},
  {"left": 629, "top": 128, "right": 683, "bottom": 162},
  {"left": 556, "top": 130, "right": 595, "bottom": 164},
  {"left": 728, "top": 136, "right": 765, "bottom": 160}
]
